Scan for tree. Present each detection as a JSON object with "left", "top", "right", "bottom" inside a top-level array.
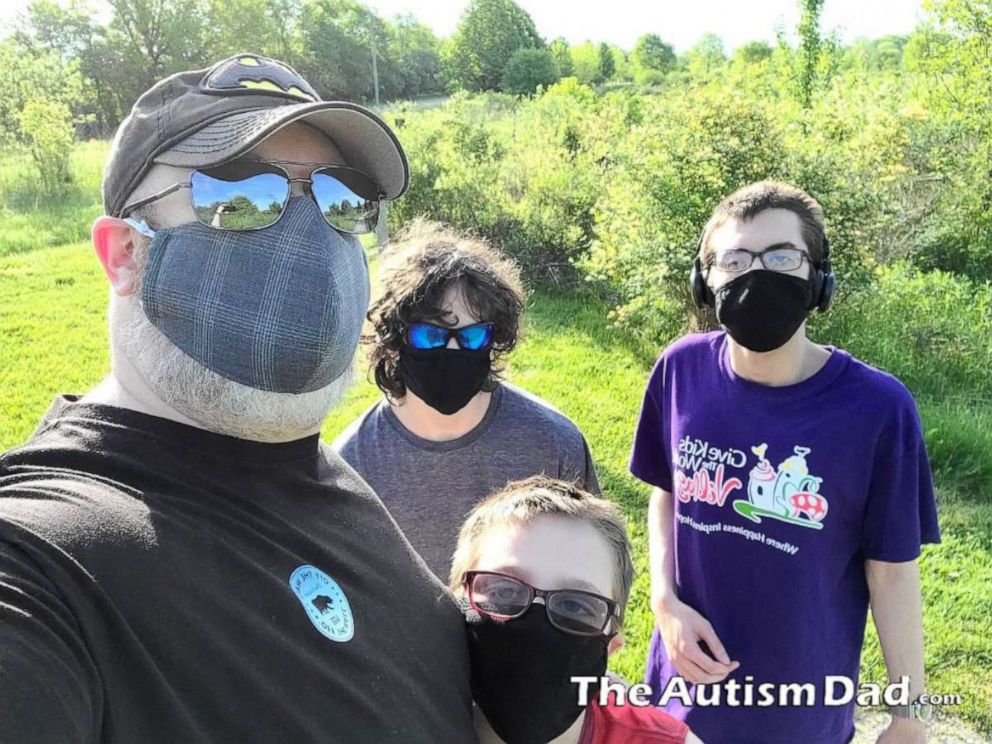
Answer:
[
  {"left": 203, "top": 0, "right": 300, "bottom": 61},
  {"left": 296, "top": 0, "right": 392, "bottom": 102},
  {"left": 0, "top": 39, "right": 89, "bottom": 144},
  {"left": 685, "top": 33, "right": 726, "bottom": 78},
  {"left": 570, "top": 41, "right": 602, "bottom": 84},
  {"left": 549, "top": 37, "right": 573, "bottom": 77},
  {"left": 388, "top": 14, "right": 444, "bottom": 99},
  {"left": 12, "top": 0, "right": 97, "bottom": 62},
  {"left": 443, "top": 0, "right": 543, "bottom": 92},
  {"left": 632, "top": 33, "right": 676, "bottom": 74},
  {"left": 797, "top": 0, "right": 825, "bottom": 108},
  {"left": 17, "top": 98, "right": 75, "bottom": 193},
  {"left": 733, "top": 40, "right": 774, "bottom": 66},
  {"left": 501, "top": 47, "right": 559, "bottom": 95},
  {"left": 598, "top": 42, "right": 615, "bottom": 80}
]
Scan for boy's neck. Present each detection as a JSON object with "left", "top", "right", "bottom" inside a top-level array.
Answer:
[
  {"left": 726, "top": 325, "right": 831, "bottom": 387},
  {"left": 390, "top": 388, "right": 493, "bottom": 442}
]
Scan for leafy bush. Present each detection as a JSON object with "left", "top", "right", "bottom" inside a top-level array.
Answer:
[
  {"left": 812, "top": 263, "right": 992, "bottom": 400},
  {"left": 16, "top": 98, "right": 75, "bottom": 194}
]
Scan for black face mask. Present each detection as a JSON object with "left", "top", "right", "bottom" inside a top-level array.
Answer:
[
  {"left": 714, "top": 270, "right": 813, "bottom": 353},
  {"left": 465, "top": 604, "right": 609, "bottom": 744},
  {"left": 399, "top": 345, "right": 492, "bottom": 415}
]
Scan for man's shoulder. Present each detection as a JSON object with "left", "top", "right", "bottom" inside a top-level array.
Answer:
[
  {"left": 0, "top": 464, "right": 155, "bottom": 553},
  {"left": 499, "top": 383, "right": 585, "bottom": 441}
]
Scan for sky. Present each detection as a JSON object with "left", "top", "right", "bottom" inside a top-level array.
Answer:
[
  {"left": 1, "top": 0, "right": 927, "bottom": 53},
  {"left": 366, "top": 0, "right": 927, "bottom": 52}
]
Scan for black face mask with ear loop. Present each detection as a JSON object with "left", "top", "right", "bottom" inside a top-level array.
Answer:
[
  {"left": 465, "top": 604, "right": 611, "bottom": 744},
  {"left": 714, "top": 270, "right": 814, "bottom": 352},
  {"left": 399, "top": 345, "right": 492, "bottom": 415}
]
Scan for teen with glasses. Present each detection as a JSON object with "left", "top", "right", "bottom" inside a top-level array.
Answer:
[
  {"left": 333, "top": 220, "right": 600, "bottom": 580},
  {"left": 450, "top": 475, "right": 701, "bottom": 744},
  {"left": 631, "top": 181, "right": 939, "bottom": 743}
]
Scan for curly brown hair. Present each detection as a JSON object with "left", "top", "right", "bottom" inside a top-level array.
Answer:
[{"left": 364, "top": 219, "right": 526, "bottom": 401}]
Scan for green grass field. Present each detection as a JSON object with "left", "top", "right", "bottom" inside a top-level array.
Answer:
[{"left": 1, "top": 143, "right": 990, "bottom": 735}]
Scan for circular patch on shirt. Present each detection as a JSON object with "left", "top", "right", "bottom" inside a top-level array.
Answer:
[{"left": 289, "top": 565, "right": 354, "bottom": 642}]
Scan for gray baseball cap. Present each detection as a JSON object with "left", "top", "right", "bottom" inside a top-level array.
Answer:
[{"left": 103, "top": 52, "right": 409, "bottom": 218}]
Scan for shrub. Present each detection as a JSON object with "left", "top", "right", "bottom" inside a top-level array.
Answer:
[{"left": 16, "top": 98, "right": 75, "bottom": 195}]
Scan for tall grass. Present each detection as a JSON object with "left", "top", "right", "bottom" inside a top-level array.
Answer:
[{"left": 0, "top": 140, "right": 106, "bottom": 257}]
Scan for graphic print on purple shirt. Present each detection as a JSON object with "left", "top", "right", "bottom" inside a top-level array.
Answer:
[{"left": 629, "top": 331, "right": 940, "bottom": 744}]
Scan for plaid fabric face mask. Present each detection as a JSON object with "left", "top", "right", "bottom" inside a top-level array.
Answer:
[{"left": 137, "top": 195, "right": 370, "bottom": 393}]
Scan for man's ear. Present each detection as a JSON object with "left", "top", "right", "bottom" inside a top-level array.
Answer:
[
  {"left": 92, "top": 216, "right": 142, "bottom": 296},
  {"left": 608, "top": 631, "right": 625, "bottom": 656}
]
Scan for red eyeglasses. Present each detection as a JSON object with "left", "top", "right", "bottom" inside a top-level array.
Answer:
[{"left": 462, "top": 570, "right": 619, "bottom": 637}]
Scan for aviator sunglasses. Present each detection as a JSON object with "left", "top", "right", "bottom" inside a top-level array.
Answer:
[
  {"left": 405, "top": 322, "right": 495, "bottom": 351},
  {"left": 121, "top": 157, "right": 384, "bottom": 234}
]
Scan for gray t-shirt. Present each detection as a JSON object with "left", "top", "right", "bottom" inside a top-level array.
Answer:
[{"left": 333, "top": 382, "right": 600, "bottom": 581}]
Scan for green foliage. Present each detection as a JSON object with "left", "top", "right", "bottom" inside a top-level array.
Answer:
[
  {"left": 442, "top": 0, "right": 543, "bottom": 92},
  {"left": 631, "top": 34, "right": 676, "bottom": 74},
  {"left": 901, "top": 0, "right": 992, "bottom": 280},
  {"left": 17, "top": 99, "right": 75, "bottom": 194},
  {"left": 683, "top": 33, "right": 726, "bottom": 80},
  {"left": 569, "top": 41, "right": 603, "bottom": 85},
  {"left": 296, "top": 0, "right": 393, "bottom": 101},
  {"left": 549, "top": 37, "right": 573, "bottom": 77},
  {"left": 0, "top": 40, "right": 90, "bottom": 144},
  {"left": 387, "top": 81, "right": 616, "bottom": 284},
  {"left": 797, "top": 0, "right": 826, "bottom": 107},
  {"left": 583, "top": 88, "right": 788, "bottom": 336},
  {"left": 732, "top": 40, "right": 774, "bottom": 66},
  {"left": 501, "top": 48, "right": 559, "bottom": 95},
  {"left": 812, "top": 264, "right": 992, "bottom": 402},
  {"left": 598, "top": 42, "right": 616, "bottom": 80}
]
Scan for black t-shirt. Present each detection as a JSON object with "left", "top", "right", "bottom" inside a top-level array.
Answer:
[{"left": 0, "top": 396, "right": 477, "bottom": 743}]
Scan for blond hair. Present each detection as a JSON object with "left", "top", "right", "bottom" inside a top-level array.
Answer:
[{"left": 449, "top": 475, "right": 635, "bottom": 627}]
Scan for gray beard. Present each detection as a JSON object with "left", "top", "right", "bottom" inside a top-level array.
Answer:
[{"left": 109, "top": 291, "right": 355, "bottom": 443}]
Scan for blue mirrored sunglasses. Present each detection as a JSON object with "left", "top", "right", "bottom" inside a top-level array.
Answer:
[{"left": 406, "top": 322, "right": 494, "bottom": 351}]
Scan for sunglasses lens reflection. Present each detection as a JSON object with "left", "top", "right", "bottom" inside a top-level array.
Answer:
[
  {"left": 457, "top": 324, "right": 494, "bottom": 351},
  {"left": 190, "top": 171, "right": 287, "bottom": 229},
  {"left": 408, "top": 324, "right": 450, "bottom": 349},
  {"left": 312, "top": 170, "right": 380, "bottom": 234}
]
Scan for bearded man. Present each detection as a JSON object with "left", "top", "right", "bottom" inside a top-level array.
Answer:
[{"left": 0, "top": 53, "right": 475, "bottom": 743}]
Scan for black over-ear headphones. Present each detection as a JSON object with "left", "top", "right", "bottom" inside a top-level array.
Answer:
[{"left": 689, "top": 232, "right": 834, "bottom": 312}]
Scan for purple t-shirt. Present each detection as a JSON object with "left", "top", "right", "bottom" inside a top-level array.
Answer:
[{"left": 629, "top": 331, "right": 940, "bottom": 744}]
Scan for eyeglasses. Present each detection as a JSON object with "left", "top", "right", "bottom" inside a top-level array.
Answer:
[
  {"left": 406, "top": 322, "right": 494, "bottom": 351},
  {"left": 121, "top": 158, "right": 384, "bottom": 234},
  {"left": 708, "top": 246, "right": 810, "bottom": 274},
  {"left": 462, "top": 570, "right": 618, "bottom": 637}
]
